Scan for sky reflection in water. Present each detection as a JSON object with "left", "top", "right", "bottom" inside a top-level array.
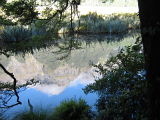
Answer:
[{"left": 0, "top": 34, "right": 138, "bottom": 118}]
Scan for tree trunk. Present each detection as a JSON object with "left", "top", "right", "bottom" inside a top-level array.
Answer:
[{"left": 138, "top": 0, "right": 160, "bottom": 119}]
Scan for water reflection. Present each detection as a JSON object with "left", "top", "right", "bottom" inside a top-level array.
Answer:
[
  {"left": 0, "top": 62, "right": 37, "bottom": 117},
  {"left": 0, "top": 33, "right": 138, "bottom": 117},
  {"left": 0, "top": 54, "right": 98, "bottom": 95},
  {"left": 52, "top": 35, "right": 83, "bottom": 60}
]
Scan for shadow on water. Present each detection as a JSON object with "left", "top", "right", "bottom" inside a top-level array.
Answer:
[
  {"left": 0, "top": 31, "right": 139, "bottom": 118},
  {"left": 1, "top": 31, "right": 137, "bottom": 56}
]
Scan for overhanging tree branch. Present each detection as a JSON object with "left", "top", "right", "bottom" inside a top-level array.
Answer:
[
  {"left": 41, "top": 0, "right": 70, "bottom": 22},
  {"left": 0, "top": 63, "right": 22, "bottom": 109}
]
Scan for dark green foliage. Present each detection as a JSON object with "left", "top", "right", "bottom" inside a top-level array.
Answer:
[
  {"left": 51, "top": 99, "right": 93, "bottom": 120},
  {"left": 0, "top": 26, "right": 55, "bottom": 55},
  {"left": 0, "top": 16, "right": 15, "bottom": 25},
  {"left": 2, "top": 0, "right": 38, "bottom": 24},
  {"left": 0, "top": 0, "right": 6, "bottom": 6},
  {"left": 1, "top": 26, "right": 32, "bottom": 42},
  {"left": 34, "top": 20, "right": 48, "bottom": 31},
  {"left": 84, "top": 38, "right": 148, "bottom": 120}
]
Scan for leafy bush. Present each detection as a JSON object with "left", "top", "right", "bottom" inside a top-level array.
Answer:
[
  {"left": 51, "top": 98, "right": 93, "bottom": 120},
  {"left": 0, "top": 26, "right": 32, "bottom": 42},
  {"left": 34, "top": 20, "right": 46, "bottom": 29},
  {"left": 3, "top": 0, "right": 38, "bottom": 24},
  {"left": 84, "top": 38, "right": 148, "bottom": 120}
]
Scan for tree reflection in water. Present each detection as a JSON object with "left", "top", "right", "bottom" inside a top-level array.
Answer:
[{"left": 52, "top": 35, "right": 83, "bottom": 60}]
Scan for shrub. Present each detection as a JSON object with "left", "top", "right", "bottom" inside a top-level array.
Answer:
[
  {"left": 84, "top": 38, "right": 148, "bottom": 120},
  {"left": 0, "top": 26, "right": 32, "bottom": 42},
  {"left": 51, "top": 98, "right": 93, "bottom": 120}
]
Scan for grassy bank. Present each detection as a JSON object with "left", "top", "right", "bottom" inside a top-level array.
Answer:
[
  {"left": 58, "top": 12, "right": 140, "bottom": 34},
  {"left": 0, "top": 13, "right": 140, "bottom": 45}
]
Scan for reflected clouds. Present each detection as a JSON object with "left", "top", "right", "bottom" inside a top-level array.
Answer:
[
  {"left": 0, "top": 54, "right": 99, "bottom": 96},
  {"left": 0, "top": 34, "right": 137, "bottom": 110}
]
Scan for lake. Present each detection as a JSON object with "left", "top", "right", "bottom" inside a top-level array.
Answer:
[{"left": 0, "top": 33, "right": 138, "bottom": 119}]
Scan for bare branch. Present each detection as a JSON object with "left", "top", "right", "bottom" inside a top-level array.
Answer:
[{"left": 0, "top": 63, "right": 22, "bottom": 109}]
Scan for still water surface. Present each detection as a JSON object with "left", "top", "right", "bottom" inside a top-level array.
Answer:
[{"left": 0, "top": 34, "right": 137, "bottom": 117}]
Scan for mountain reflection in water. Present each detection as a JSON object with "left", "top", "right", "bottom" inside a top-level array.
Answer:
[{"left": 0, "top": 33, "right": 138, "bottom": 117}]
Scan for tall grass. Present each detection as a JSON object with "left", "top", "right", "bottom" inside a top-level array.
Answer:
[
  {"left": 76, "top": 12, "right": 140, "bottom": 34},
  {"left": 33, "top": 12, "right": 139, "bottom": 34},
  {"left": 51, "top": 98, "right": 93, "bottom": 120},
  {"left": 0, "top": 25, "right": 49, "bottom": 45},
  {"left": 0, "top": 26, "right": 32, "bottom": 42}
]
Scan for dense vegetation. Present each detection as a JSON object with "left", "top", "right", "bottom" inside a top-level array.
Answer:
[
  {"left": 31, "top": 12, "right": 140, "bottom": 34},
  {"left": 51, "top": 99, "right": 93, "bottom": 120},
  {"left": 0, "top": 13, "right": 139, "bottom": 42},
  {"left": 84, "top": 38, "right": 147, "bottom": 119},
  {"left": 74, "top": 13, "right": 139, "bottom": 33}
]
